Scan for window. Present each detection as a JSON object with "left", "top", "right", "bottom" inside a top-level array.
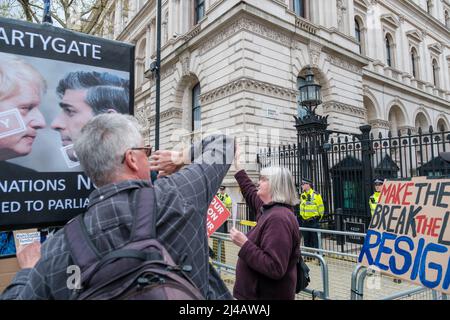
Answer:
[
  {"left": 355, "top": 18, "right": 362, "bottom": 54},
  {"left": 293, "top": 0, "right": 305, "bottom": 18},
  {"left": 411, "top": 48, "right": 419, "bottom": 78},
  {"left": 195, "top": 0, "right": 205, "bottom": 24},
  {"left": 343, "top": 180, "right": 359, "bottom": 210},
  {"left": 432, "top": 59, "right": 439, "bottom": 87},
  {"left": 445, "top": 10, "right": 449, "bottom": 28},
  {"left": 192, "top": 83, "right": 201, "bottom": 131},
  {"left": 385, "top": 35, "right": 392, "bottom": 67}
]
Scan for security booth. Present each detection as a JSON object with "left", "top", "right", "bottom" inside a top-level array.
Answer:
[{"left": 417, "top": 156, "right": 450, "bottom": 177}]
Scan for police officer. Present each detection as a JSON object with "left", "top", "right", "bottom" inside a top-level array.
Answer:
[
  {"left": 369, "top": 178, "right": 384, "bottom": 216},
  {"left": 299, "top": 178, "right": 324, "bottom": 250}
]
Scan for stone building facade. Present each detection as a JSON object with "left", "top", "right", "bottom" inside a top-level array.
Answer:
[{"left": 86, "top": 0, "right": 450, "bottom": 202}]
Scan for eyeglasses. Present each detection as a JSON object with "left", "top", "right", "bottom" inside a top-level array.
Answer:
[{"left": 121, "top": 145, "right": 152, "bottom": 163}]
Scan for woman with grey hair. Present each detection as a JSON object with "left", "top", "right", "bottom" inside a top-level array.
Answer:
[{"left": 230, "top": 148, "right": 300, "bottom": 300}]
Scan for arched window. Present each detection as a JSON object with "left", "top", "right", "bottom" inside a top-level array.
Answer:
[
  {"left": 410, "top": 47, "right": 419, "bottom": 78},
  {"left": 355, "top": 18, "right": 362, "bottom": 54},
  {"left": 385, "top": 35, "right": 393, "bottom": 67},
  {"left": 432, "top": 59, "right": 440, "bottom": 87},
  {"left": 195, "top": 0, "right": 205, "bottom": 24},
  {"left": 293, "top": 0, "right": 305, "bottom": 18},
  {"left": 192, "top": 83, "right": 201, "bottom": 131}
]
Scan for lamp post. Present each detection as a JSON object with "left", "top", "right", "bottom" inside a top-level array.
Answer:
[
  {"left": 155, "top": 0, "right": 162, "bottom": 151},
  {"left": 298, "top": 67, "right": 322, "bottom": 117},
  {"left": 294, "top": 67, "right": 330, "bottom": 220}
]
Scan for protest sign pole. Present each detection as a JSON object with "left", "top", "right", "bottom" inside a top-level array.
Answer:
[{"left": 42, "top": 0, "right": 53, "bottom": 24}]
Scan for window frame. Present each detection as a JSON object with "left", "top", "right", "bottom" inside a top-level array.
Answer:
[
  {"left": 192, "top": 82, "right": 201, "bottom": 131},
  {"left": 293, "top": 0, "right": 305, "bottom": 18},
  {"left": 194, "top": 0, "right": 205, "bottom": 25},
  {"left": 385, "top": 35, "right": 392, "bottom": 67}
]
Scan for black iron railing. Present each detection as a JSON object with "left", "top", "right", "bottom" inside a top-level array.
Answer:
[{"left": 257, "top": 126, "right": 450, "bottom": 230}]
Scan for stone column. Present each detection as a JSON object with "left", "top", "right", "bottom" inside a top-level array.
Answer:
[
  {"left": 397, "top": 15, "right": 408, "bottom": 72},
  {"left": 439, "top": 52, "right": 446, "bottom": 90},
  {"left": 168, "top": 0, "right": 175, "bottom": 38},
  {"left": 347, "top": 0, "right": 355, "bottom": 37},
  {"left": 330, "top": 0, "right": 338, "bottom": 29},
  {"left": 151, "top": 19, "right": 156, "bottom": 57},
  {"left": 114, "top": 0, "right": 123, "bottom": 37},
  {"left": 180, "top": 0, "right": 190, "bottom": 33},
  {"left": 420, "top": 31, "right": 430, "bottom": 83},
  {"left": 145, "top": 24, "right": 151, "bottom": 69},
  {"left": 444, "top": 57, "right": 450, "bottom": 91},
  {"left": 373, "top": 6, "right": 385, "bottom": 62},
  {"left": 130, "top": 0, "right": 137, "bottom": 17}
]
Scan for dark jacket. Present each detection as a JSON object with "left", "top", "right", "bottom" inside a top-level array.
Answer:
[
  {"left": 233, "top": 169, "right": 300, "bottom": 300},
  {"left": 1, "top": 135, "right": 234, "bottom": 300}
]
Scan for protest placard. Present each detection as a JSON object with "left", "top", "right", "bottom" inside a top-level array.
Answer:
[
  {"left": 358, "top": 176, "right": 450, "bottom": 293},
  {"left": 206, "top": 196, "right": 231, "bottom": 237},
  {"left": 13, "top": 229, "right": 40, "bottom": 248},
  {"left": 0, "top": 16, "right": 134, "bottom": 239}
]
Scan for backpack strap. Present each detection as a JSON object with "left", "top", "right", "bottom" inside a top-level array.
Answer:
[
  {"left": 130, "top": 186, "right": 157, "bottom": 241},
  {"left": 65, "top": 215, "right": 101, "bottom": 271}
]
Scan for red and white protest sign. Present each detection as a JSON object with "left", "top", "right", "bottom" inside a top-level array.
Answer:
[{"left": 206, "top": 196, "right": 231, "bottom": 237}]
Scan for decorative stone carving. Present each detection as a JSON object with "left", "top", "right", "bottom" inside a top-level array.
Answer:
[
  {"left": 148, "top": 64, "right": 177, "bottom": 86},
  {"left": 149, "top": 107, "right": 183, "bottom": 124},
  {"left": 322, "top": 102, "right": 366, "bottom": 118},
  {"left": 327, "top": 54, "right": 363, "bottom": 75},
  {"left": 135, "top": 106, "right": 150, "bottom": 126},
  {"left": 336, "top": 0, "right": 347, "bottom": 31},
  {"left": 200, "top": 17, "right": 291, "bottom": 54},
  {"left": 199, "top": 77, "right": 297, "bottom": 104},
  {"left": 369, "top": 119, "right": 390, "bottom": 129},
  {"left": 295, "top": 17, "right": 318, "bottom": 34},
  {"left": 181, "top": 24, "right": 201, "bottom": 42},
  {"left": 180, "top": 52, "right": 191, "bottom": 76}
]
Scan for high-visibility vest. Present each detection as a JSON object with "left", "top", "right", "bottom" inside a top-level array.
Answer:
[
  {"left": 217, "top": 192, "right": 232, "bottom": 211},
  {"left": 299, "top": 189, "right": 324, "bottom": 220},
  {"left": 369, "top": 191, "right": 380, "bottom": 216}
]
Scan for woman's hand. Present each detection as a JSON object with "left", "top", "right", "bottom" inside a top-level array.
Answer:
[
  {"left": 230, "top": 227, "right": 248, "bottom": 247},
  {"left": 234, "top": 142, "right": 243, "bottom": 172}
]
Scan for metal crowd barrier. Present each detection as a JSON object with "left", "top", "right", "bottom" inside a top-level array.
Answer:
[{"left": 209, "top": 226, "right": 446, "bottom": 300}]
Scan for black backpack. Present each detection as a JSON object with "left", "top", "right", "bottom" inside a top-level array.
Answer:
[
  {"left": 295, "top": 255, "right": 310, "bottom": 293},
  {"left": 64, "top": 187, "right": 204, "bottom": 300}
]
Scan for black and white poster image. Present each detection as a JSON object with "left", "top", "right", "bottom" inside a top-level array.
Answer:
[{"left": 0, "top": 17, "right": 135, "bottom": 256}]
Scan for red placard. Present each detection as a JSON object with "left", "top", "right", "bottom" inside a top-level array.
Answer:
[{"left": 206, "top": 196, "right": 231, "bottom": 237}]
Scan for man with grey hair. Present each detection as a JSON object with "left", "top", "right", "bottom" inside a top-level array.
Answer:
[{"left": 1, "top": 113, "right": 235, "bottom": 300}]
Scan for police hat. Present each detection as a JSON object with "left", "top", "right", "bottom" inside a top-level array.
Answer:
[
  {"left": 219, "top": 185, "right": 226, "bottom": 190},
  {"left": 301, "top": 178, "right": 313, "bottom": 185},
  {"left": 440, "top": 152, "right": 450, "bottom": 163},
  {"left": 373, "top": 178, "right": 384, "bottom": 185}
]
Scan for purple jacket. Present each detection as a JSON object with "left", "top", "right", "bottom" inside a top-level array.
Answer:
[{"left": 233, "top": 170, "right": 300, "bottom": 300}]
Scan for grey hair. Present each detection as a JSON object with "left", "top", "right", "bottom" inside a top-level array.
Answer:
[
  {"left": 0, "top": 52, "right": 47, "bottom": 100},
  {"left": 260, "top": 167, "right": 299, "bottom": 206},
  {"left": 74, "top": 113, "right": 143, "bottom": 186}
]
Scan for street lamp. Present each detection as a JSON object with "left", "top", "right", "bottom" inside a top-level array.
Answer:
[{"left": 298, "top": 67, "right": 322, "bottom": 114}]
